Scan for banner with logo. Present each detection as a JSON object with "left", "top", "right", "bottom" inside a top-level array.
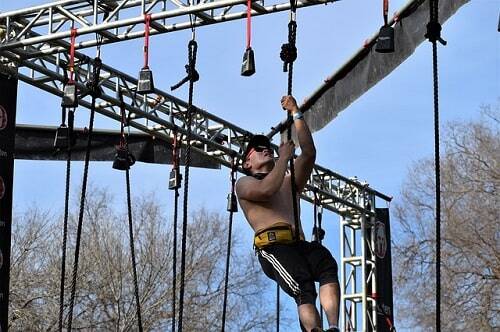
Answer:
[
  {"left": 367, "top": 208, "right": 395, "bottom": 332},
  {"left": 0, "top": 73, "right": 17, "bottom": 332}
]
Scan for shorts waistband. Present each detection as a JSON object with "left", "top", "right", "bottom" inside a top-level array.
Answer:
[{"left": 254, "top": 222, "right": 304, "bottom": 249}]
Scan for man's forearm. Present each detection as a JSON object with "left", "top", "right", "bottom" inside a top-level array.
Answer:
[
  {"left": 293, "top": 114, "right": 316, "bottom": 157},
  {"left": 259, "top": 156, "right": 289, "bottom": 197}
]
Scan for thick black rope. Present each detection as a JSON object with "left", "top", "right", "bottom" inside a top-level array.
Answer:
[
  {"left": 221, "top": 159, "right": 238, "bottom": 332},
  {"left": 312, "top": 193, "right": 324, "bottom": 326},
  {"left": 118, "top": 92, "right": 144, "bottom": 332},
  {"left": 171, "top": 131, "right": 181, "bottom": 332},
  {"left": 67, "top": 57, "right": 101, "bottom": 331},
  {"left": 58, "top": 108, "right": 74, "bottom": 332},
  {"left": 126, "top": 165, "right": 144, "bottom": 331},
  {"left": 425, "top": 0, "right": 443, "bottom": 330},
  {"left": 277, "top": 10, "right": 298, "bottom": 332},
  {"left": 280, "top": 20, "right": 301, "bottom": 243},
  {"left": 178, "top": 39, "right": 197, "bottom": 332},
  {"left": 276, "top": 284, "right": 280, "bottom": 332}
]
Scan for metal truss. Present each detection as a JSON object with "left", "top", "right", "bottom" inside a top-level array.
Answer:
[
  {"left": 1, "top": 2, "right": 391, "bottom": 330},
  {"left": 0, "top": 0, "right": 336, "bottom": 58},
  {"left": 340, "top": 186, "right": 378, "bottom": 332},
  {"left": 0, "top": 45, "right": 390, "bottom": 217}
]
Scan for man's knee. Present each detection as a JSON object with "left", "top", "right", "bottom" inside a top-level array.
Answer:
[{"left": 295, "top": 282, "right": 317, "bottom": 305}]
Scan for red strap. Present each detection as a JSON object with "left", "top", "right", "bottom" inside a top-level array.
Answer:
[
  {"left": 383, "top": 0, "right": 389, "bottom": 25},
  {"left": 172, "top": 133, "right": 179, "bottom": 168},
  {"left": 246, "top": 0, "right": 252, "bottom": 49},
  {"left": 144, "top": 14, "right": 152, "bottom": 68},
  {"left": 69, "top": 28, "right": 77, "bottom": 82}
]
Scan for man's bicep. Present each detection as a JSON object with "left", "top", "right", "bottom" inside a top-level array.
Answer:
[
  {"left": 236, "top": 177, "right": 268, "bottom": 201},
  {"left": 236, "top": 177, "right": 257, "bottom": 200}
]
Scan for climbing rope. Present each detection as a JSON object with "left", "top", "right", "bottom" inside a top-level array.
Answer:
[
  {"left": 117, "top": 91, "right": 144, "bottom": 332},
  {"left": 169, "top": 128, "right": 182, "bottom": 332},
  {"left": 312, "top": 191, "right": 325, "bottom": 326},
  {"left": 178, "top": 37, "right": 198, "bottom": 332},
  {"left": 221, "top": 158, "right": 238, "bottom": 332},
  {"left": 57, "top": 107, "right": 74, "bottom": 332},
  {"left": 66, "top": 56, "right": 102, "bottom": 331},
  {"left": 280, "top": 7, "right": 300, "bottom": 244},
  {"left": 425, "top": 0, "right": 444, "bottom": 330},
  {"left": 276, "top": 4, "right": 300, "bottom": 331},
  {"left": 276, "top": 284, "right": 280, "bottom": 332}
]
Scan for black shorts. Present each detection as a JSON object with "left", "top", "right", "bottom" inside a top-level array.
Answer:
[{"left": 257, "top": 241, "right": 339, "bottom": 305}]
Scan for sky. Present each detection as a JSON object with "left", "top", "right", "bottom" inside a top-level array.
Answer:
[{"left": 2, "top": 0, "right": 499, "bottom": 330}]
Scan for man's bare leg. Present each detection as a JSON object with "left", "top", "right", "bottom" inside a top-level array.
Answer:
[
  {"left": 319, "top": 283, "right": 340, "bottom": 327},
  {"left": 298, "top": 303, "right": 322, "bottom": 331}
]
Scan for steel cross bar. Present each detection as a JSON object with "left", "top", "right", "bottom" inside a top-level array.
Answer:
[
  {"left": 0, "top": 46, "right": 390, "bottom": 216},
  {"left": 0, "top": 0, "right": 336, "bottom": 57}
]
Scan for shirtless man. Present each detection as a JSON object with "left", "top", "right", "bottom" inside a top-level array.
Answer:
[{"left": 236, "top": 96, "right": 340, "bottom": 332}]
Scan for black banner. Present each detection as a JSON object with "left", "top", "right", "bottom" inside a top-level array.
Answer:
[
  {"left": 373, "top": 208, "right": 395, "bottom": 331},
  {"left": 366, "top": 208, "right": 395, "bottom": 332},
  {"left": 0, "top": 73, "right": 17, "bottom": 332}
]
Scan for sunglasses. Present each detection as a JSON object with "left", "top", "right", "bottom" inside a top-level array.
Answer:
[{"left": 246, "top": 146, "right": 273, "bottom": 159}]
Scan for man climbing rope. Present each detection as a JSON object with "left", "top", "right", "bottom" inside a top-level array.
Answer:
[{"left": 236, "top": 95, "right": 340, "bottom": 332}]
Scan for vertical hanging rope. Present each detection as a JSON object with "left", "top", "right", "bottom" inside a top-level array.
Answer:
[
  {"left": 170, "top": 130, "right": 181, "bottom": 332},
  {"left": 58, "top": 108, "right": 74, "bottom": 332},
  {"left": 178, "top": 38, "right": 198, "bottom": 332},
  {"left": 221, "top": 158, "right": 238, "bottom": 332},
  {"left": 118, "top": 92, "right": 144, "bottom": 332},
  {"left": 277, "top": 5, "right": 298, "bottom": 332},
  {"left": 67, "top": 56, "right": 102, "bottom": 331},
  {"left": 125, "top": 166, "right": 143, "bottom": 331},
  {"left": 280, "top": 3, "right": 300, "bottom": 243},
  {"left": 312, "top": 192, "right": 324, "bottom": 326},
  {"left": 425, "top": 0, "right": 444, "bottom": 330},
  {"left": 276, "top": 284, "right": 280, "bottom": 332}
]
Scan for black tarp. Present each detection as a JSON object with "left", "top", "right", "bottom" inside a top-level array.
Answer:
[
  {"left": 14, "top": 124, "right": 220, "bottom": 169},
  {"left": 270, "top": 0, "right": 470, "bottom": 139}
]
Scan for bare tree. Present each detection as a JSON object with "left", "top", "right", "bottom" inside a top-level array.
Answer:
[
  {"left": 8, "top": 186, "right": 276, "bottom": 331},
  {"left": 393, "top": 106, "right": 499, "bottom": 331}
]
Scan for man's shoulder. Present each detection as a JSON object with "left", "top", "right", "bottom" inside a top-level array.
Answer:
[
  {"left": 236, "top": 175, "right": 253, "bottom": 184},
  {"left": 235, "top": 175, "right": 254, "bottom": 192}
]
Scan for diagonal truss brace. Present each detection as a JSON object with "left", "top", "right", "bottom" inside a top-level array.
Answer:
[
  {"left": 0, "top": 0, "right": 337, "bottom": 58},
  {"left": 0, "top": 45, "right": 390, "bottom": 216}
]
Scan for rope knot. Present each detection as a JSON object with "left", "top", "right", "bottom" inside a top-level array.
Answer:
[
  {"left": 281, "top": 20, "right": 297, "bottom": 72},
  {"left": 280, "top": 43, "right": 297, "bottom": 72},
  {"left": 425, "top": 21, "right": 447, "bottom": 45},
  {"left": 86, "top": 57, "right": 102, "bottom": 97}
]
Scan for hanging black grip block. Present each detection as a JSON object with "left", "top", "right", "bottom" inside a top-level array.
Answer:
[
  {"left": 54, "top": 125, "right": 69, "bottom": 150},
  {"left": 169, "top": 168, "right": 182, "bottom": 190},
  {"left": 137, "top": 67, "right": 155, "bottom": 94},
  {"left": 376, "top": 25, "right": 395, "bottom": 53},
  {"left": 61, "top": 82, "right": 78, "bottom": 108},
  {"left": 241, "top": 47, "right": 256, "bottom": 76}
]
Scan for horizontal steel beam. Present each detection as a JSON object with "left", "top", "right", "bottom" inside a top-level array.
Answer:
[
  {"left": 0, "top": 44, "right": 390, "bottom": 216},
  {"left": 0, "top": 0, "right": 336, "bottom": 57}
]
